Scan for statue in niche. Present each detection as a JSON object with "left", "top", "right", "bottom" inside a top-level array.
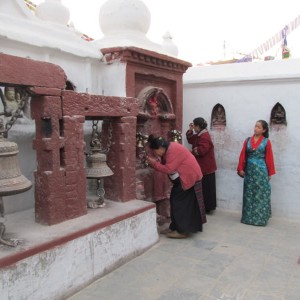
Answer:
[
  {"left": 140, "top": 87, "right": 174, "bottom": 120},
  {"left": 212, "top": 105, "right": 226, "bottom": 127},
  {"left": 271, "top": 104, "right": 286, "bottom": 125},
  {"left": 147, "top": 93, "right": 160, "bottom": 117},
  {"left": 146, "top": 90, "right": 161, "bottom": 118}
]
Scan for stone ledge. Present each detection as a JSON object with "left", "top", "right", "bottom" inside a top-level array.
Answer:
[
  {"left": 0, "top": 199, "right": 157, "bottom": 268},
  {"left": 0, "top": 199, "right": 158, "bottom": 299}
]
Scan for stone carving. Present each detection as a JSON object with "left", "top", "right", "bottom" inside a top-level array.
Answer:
[
  {"left": 211, "top": 104, "right": 226, "bottom": 127},
  {"left": 0, "top": 87, "right": 21, "bottom": 117},
  {"left": 271, "top": 103, "right": 287, "bottom": 125},
  {"left": 138, "top": 86, "right": 175, "bottom": 120}
]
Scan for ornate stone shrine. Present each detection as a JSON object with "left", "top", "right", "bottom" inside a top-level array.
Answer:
[
  {"left": 101, "top": 47, "right": 191, "bottom": 219},
  {"left": 0, "top": 52, "right": 139, "bottom": 225}
]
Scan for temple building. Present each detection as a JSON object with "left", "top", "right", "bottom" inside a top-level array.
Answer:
[{"left": 1, "top": 0, "right": 300, "bottom": 299}]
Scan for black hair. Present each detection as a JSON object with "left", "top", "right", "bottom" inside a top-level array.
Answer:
[
  {"left": 193, "top": 117, "right": 207, "bottom": 130},
  {"left": 257, "top": 120, "right": 269, "bottom": 138},
  {"left": 147, "top": 134, "right": 170, "bottom": 149}
]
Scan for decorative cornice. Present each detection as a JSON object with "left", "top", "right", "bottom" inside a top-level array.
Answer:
[{"left": 101, "top": 47, "right": 192, "bottom": 73}]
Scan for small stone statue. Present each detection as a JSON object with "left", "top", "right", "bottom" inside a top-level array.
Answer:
[
  {"left": 212, "top": 106, "right": 226, "bottom": 127},
  {"left": 271, "top": 105, "right": 286, "bottom": 125},
  {"left": 0, "top": 87, "right": 21, "bottom": 117}
]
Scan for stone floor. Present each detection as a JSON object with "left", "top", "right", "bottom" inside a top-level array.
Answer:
[{"left": 68, "top": 209, "right": 300, "bottom": 300}]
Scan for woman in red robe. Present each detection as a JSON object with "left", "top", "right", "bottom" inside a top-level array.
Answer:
[{"left": 186, "top": 117, "right": 217, "bottom": 213}]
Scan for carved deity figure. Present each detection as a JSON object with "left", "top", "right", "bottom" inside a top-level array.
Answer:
[
  {"left": 271, "top": 105, "right": 286, "bottom": 125},
  {"left": 147, "top": 95, "right": 161, "bottom": 117},
  {"left": 212, "top": 106, "right": 226, "bottom": 127},
  {"left": 0, "top": 87, "right": 21, "bottom": 117}
]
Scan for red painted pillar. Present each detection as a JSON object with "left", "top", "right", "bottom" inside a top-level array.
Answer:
[
  {"left": 31, "top": 95, "right": 87, "bottom": 225},
  {"left": 63, "top": 115, "right": 87, "bottom": 219},
  {"left": 105, "top": 116, "right": 137, "bottom": 201},
  {"left": 31, "top": 94, "right": 67, "bottom": 225}
]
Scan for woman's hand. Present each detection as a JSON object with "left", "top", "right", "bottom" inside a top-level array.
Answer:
[
  {"left": 146, "top": 156, "right": 157, "bottom": 166},
  {"left": 237, "top": 170, "right": 245, "bottom": 178},
  {"left": 189, "top": 123, "right": 194, "bottom": 131}
]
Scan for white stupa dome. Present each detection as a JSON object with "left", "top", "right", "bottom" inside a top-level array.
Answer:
[
  {"left": 100, "top": 0, "right": 151, "bottom": 36},
  {"left": 162, "top": 31, "right": 178, "bottom": 57},
  {"left": 35, "top": 0, "right": 70, "bottom": 26},
  {"left": 94, "top": 0, "right": 165, "bottom": 54}
]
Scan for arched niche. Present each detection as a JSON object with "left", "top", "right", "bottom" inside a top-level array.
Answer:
[
  {"left": 270, "top": 102, "right": 287, "bottom": 126},
  {"left": 211, "top": 103, "right": 226, "bottom": 128},
  {"left": 137, "top": 86, "right": 175, "bottom": 120},
  {"left": 136, "top": 86, "right": 176, "bottom": 163}
]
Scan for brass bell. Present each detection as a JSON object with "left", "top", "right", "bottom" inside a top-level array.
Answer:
[
  {"left": 0, "top": 137, "right": 32, "bottom": 196},
  {"left": 0, "top": 135, "right": 32, "bottom": 247},
  {"left": 136, "top": 138, "right": 144, "bottom": 148},
  {"left": 86, "top": 151, "right": 113, "bottom": 179},
  {"left": 85, "top": 150, "right": 113, "bottom": 209},
  {"left": 85, "top": 120, "right": 114, "bottom": 209}
]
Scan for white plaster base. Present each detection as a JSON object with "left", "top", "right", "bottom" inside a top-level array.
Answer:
[{"left": 0, "top": 200, "right": 159, "bottom": 300}]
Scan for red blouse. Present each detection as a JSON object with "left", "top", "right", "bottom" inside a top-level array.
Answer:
[
  {"left": 237, "top": 136, "right": 276, "bottom": 176},
  {"left": 186, "top": 129, "right": 217, "bottom": 175}
]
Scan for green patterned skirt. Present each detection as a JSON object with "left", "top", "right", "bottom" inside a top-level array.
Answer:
[{"left": 241, "top": 155, "right": 272, "bottom": 226}]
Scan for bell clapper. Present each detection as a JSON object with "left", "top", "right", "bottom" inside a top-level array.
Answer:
[{"left": 87, "top": 179, "right": 106, "bottom": 209}]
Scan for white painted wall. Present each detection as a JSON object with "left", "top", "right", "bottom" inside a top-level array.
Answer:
[
  {"left": 100, "top": 63, "right": 127, "bottom": 97},
  {"left": 183, "top": 59, "right": 300, "bottom": 221}
]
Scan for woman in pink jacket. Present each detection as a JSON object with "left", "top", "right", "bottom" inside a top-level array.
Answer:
[{"left": 146, "top": 135, "right": 206, "bottom": 239}]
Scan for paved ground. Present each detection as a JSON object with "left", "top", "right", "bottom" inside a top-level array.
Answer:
[{"left": 68, "top": 209, "right": 300, "bottom": 300}]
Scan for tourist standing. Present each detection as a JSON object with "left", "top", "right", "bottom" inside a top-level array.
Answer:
[
  {"left": 146, "top": 135, "right": 206, "bottom": 239},
  {"left": 237, "top": 120, "right": 276, "bottom": 226},
  {"left": 186, "top": 117, "right": 217, "bottom": 213}
]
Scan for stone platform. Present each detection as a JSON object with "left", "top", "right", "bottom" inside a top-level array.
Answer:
[{"left": 0, "top": 199, "right": 158, "bottom": 300}]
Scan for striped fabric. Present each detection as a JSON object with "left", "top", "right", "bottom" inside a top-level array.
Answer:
[{"left": 194, "top": 180, "right": 207, "bottom": 224}]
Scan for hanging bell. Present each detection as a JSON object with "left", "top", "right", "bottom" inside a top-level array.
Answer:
[
  {"left": 85, "top": 151, "right": 114, "bottom": 179},
  {"left": 85, "top": 150, "right": 113, "bottom": 209},
  {"left": 0, "top": 137, "right": 32, "bottom": 196},
  {"left": 136, "top": 138, "right": 144, "bottom": 148}
]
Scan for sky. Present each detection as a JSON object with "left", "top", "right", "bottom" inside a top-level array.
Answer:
[{"left": 33, "top": 0, "right": 300, "bottom": 65}]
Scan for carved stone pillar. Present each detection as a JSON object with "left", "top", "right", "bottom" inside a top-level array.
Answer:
[
  {"left": 104, "top": 116, "right": 137, "bottom": 201},
  {"left": 63, "top": 115, "right": 86, "bottom": 219},
  {"left": 31, "top": 94, "right": 70, "bottom": 225}
]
